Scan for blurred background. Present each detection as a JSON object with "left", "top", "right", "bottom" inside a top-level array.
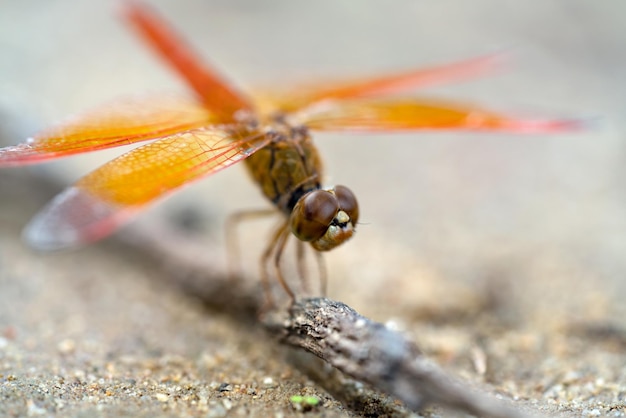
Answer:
[
  {"left": 3, "top": 0, "right": 624, "bottom": 317},
  {"left": 1, "top": 1, "right": 625, "bottom": 414}
]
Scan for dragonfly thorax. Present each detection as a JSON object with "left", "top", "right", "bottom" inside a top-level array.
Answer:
[
  {"left": 243, "top": 118, "right": 358, "bottom": 251},
  {"left": 244, "top": 120, "right": 320, "bottom": 213}
]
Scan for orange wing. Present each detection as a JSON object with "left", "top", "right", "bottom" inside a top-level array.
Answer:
[
  {"left": 0, "top": 95, "right": 214, "bottom": 166},
  {"left": 123, "top": 0, "right": 253, "bottom": 122},
  {"left": 269, "top": 53, "right": 502, "bottom": 113},
  {"left": 23, "top": 128, "right": 270, "bottom": 250},
  {"left": 290, "top": 98, "right": 584, "bottom": 133}
]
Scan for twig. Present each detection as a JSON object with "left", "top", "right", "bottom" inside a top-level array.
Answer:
[{"left": 264, "top": 297, "right": 538, "bottom": 418}]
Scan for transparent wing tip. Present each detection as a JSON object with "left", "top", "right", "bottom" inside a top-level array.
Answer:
[
  {"left": 21, "top": 187, "right": 122, "bottom": 251},
  {"left": 499, "top": 115, "right": 600, "bottom": 133},
  {"left": 23, "top": 216, "right": 80, "bottom": 252}
]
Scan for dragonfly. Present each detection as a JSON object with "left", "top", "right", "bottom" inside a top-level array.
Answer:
[{"left": 0, "top": 1, "right": 581, "bottom": 303}]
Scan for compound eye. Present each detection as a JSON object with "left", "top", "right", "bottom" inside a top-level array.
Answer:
[
  {"left": 290, "top": 190, "right": 339, "bottom": 242},
  {"left": 334, "top": 185, "right": 359, "bottom": 225}
]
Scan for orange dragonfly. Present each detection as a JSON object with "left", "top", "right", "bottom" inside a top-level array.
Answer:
[{"left": 0, "top": 1, "right": 581, "bottom": 302}]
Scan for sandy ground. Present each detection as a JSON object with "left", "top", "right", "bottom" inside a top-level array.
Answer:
[{"left": 1, "top": 1, "right": 626, "bottom": 417}]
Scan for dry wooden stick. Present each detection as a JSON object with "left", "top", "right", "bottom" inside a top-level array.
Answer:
[{"left": 264, "top": 297, "right": 538, "bottom": 418}]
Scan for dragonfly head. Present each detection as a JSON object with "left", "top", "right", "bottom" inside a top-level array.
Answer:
[{"left": 290, "top": 185, "right": 359, "bottom": 251}]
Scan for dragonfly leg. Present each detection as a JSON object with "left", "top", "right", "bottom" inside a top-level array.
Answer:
[
  {"left": 295, "top": 240, "right": 310, "bottom": 294},
  {"left": 260, "top": 220, "right": 295, "bottom": 307},
  {"left": 295, "top": 240, "right": 327, "bottom": 297},
  {"left": 314, "top": 249, "right": 328, "bottom": 296},
  {"left": 271, "top": 224, "right": 295, "bottom": 304}
]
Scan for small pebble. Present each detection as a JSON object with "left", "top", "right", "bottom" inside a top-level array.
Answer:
[
  {"left": 57, "top": 339, "right": 76, "bottom": 355},
  {"left": 26, "top": 400, "right": 47, "bottom": 416},
  {"left": 206, "top": 403, "right": 227, "bottom": 418},
  {"left": 222, "top": 399, "right": 233, "bottom": 410},
  {"left": 155, "top": 393, "right": 169, "bottom": 402},
  {"left": 262, "top": 377, "right": 275, "bottom": 388}
]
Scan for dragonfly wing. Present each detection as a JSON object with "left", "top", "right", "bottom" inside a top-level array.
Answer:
[
  {"left": 270, "top": 53, "right": 502, "bottom": 112},
  {"left": 24, "top": 128, "right": 270, "bottom": 250},
  {"left": 122, "top": 1, "right": 253, "bottom": 121},
  {"left": 291, "top": 98, "right": 584, "bottom": 133},
  {"left": 0, "top": 95, "right": 214, "bottom": 166},
  {"left": 23, "top": 186, "right": 133, "bottom": 251}
]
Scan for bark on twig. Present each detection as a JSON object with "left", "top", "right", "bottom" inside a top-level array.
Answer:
[{"left": 264, "top": 297, "right": 537, "bottom": 418}]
